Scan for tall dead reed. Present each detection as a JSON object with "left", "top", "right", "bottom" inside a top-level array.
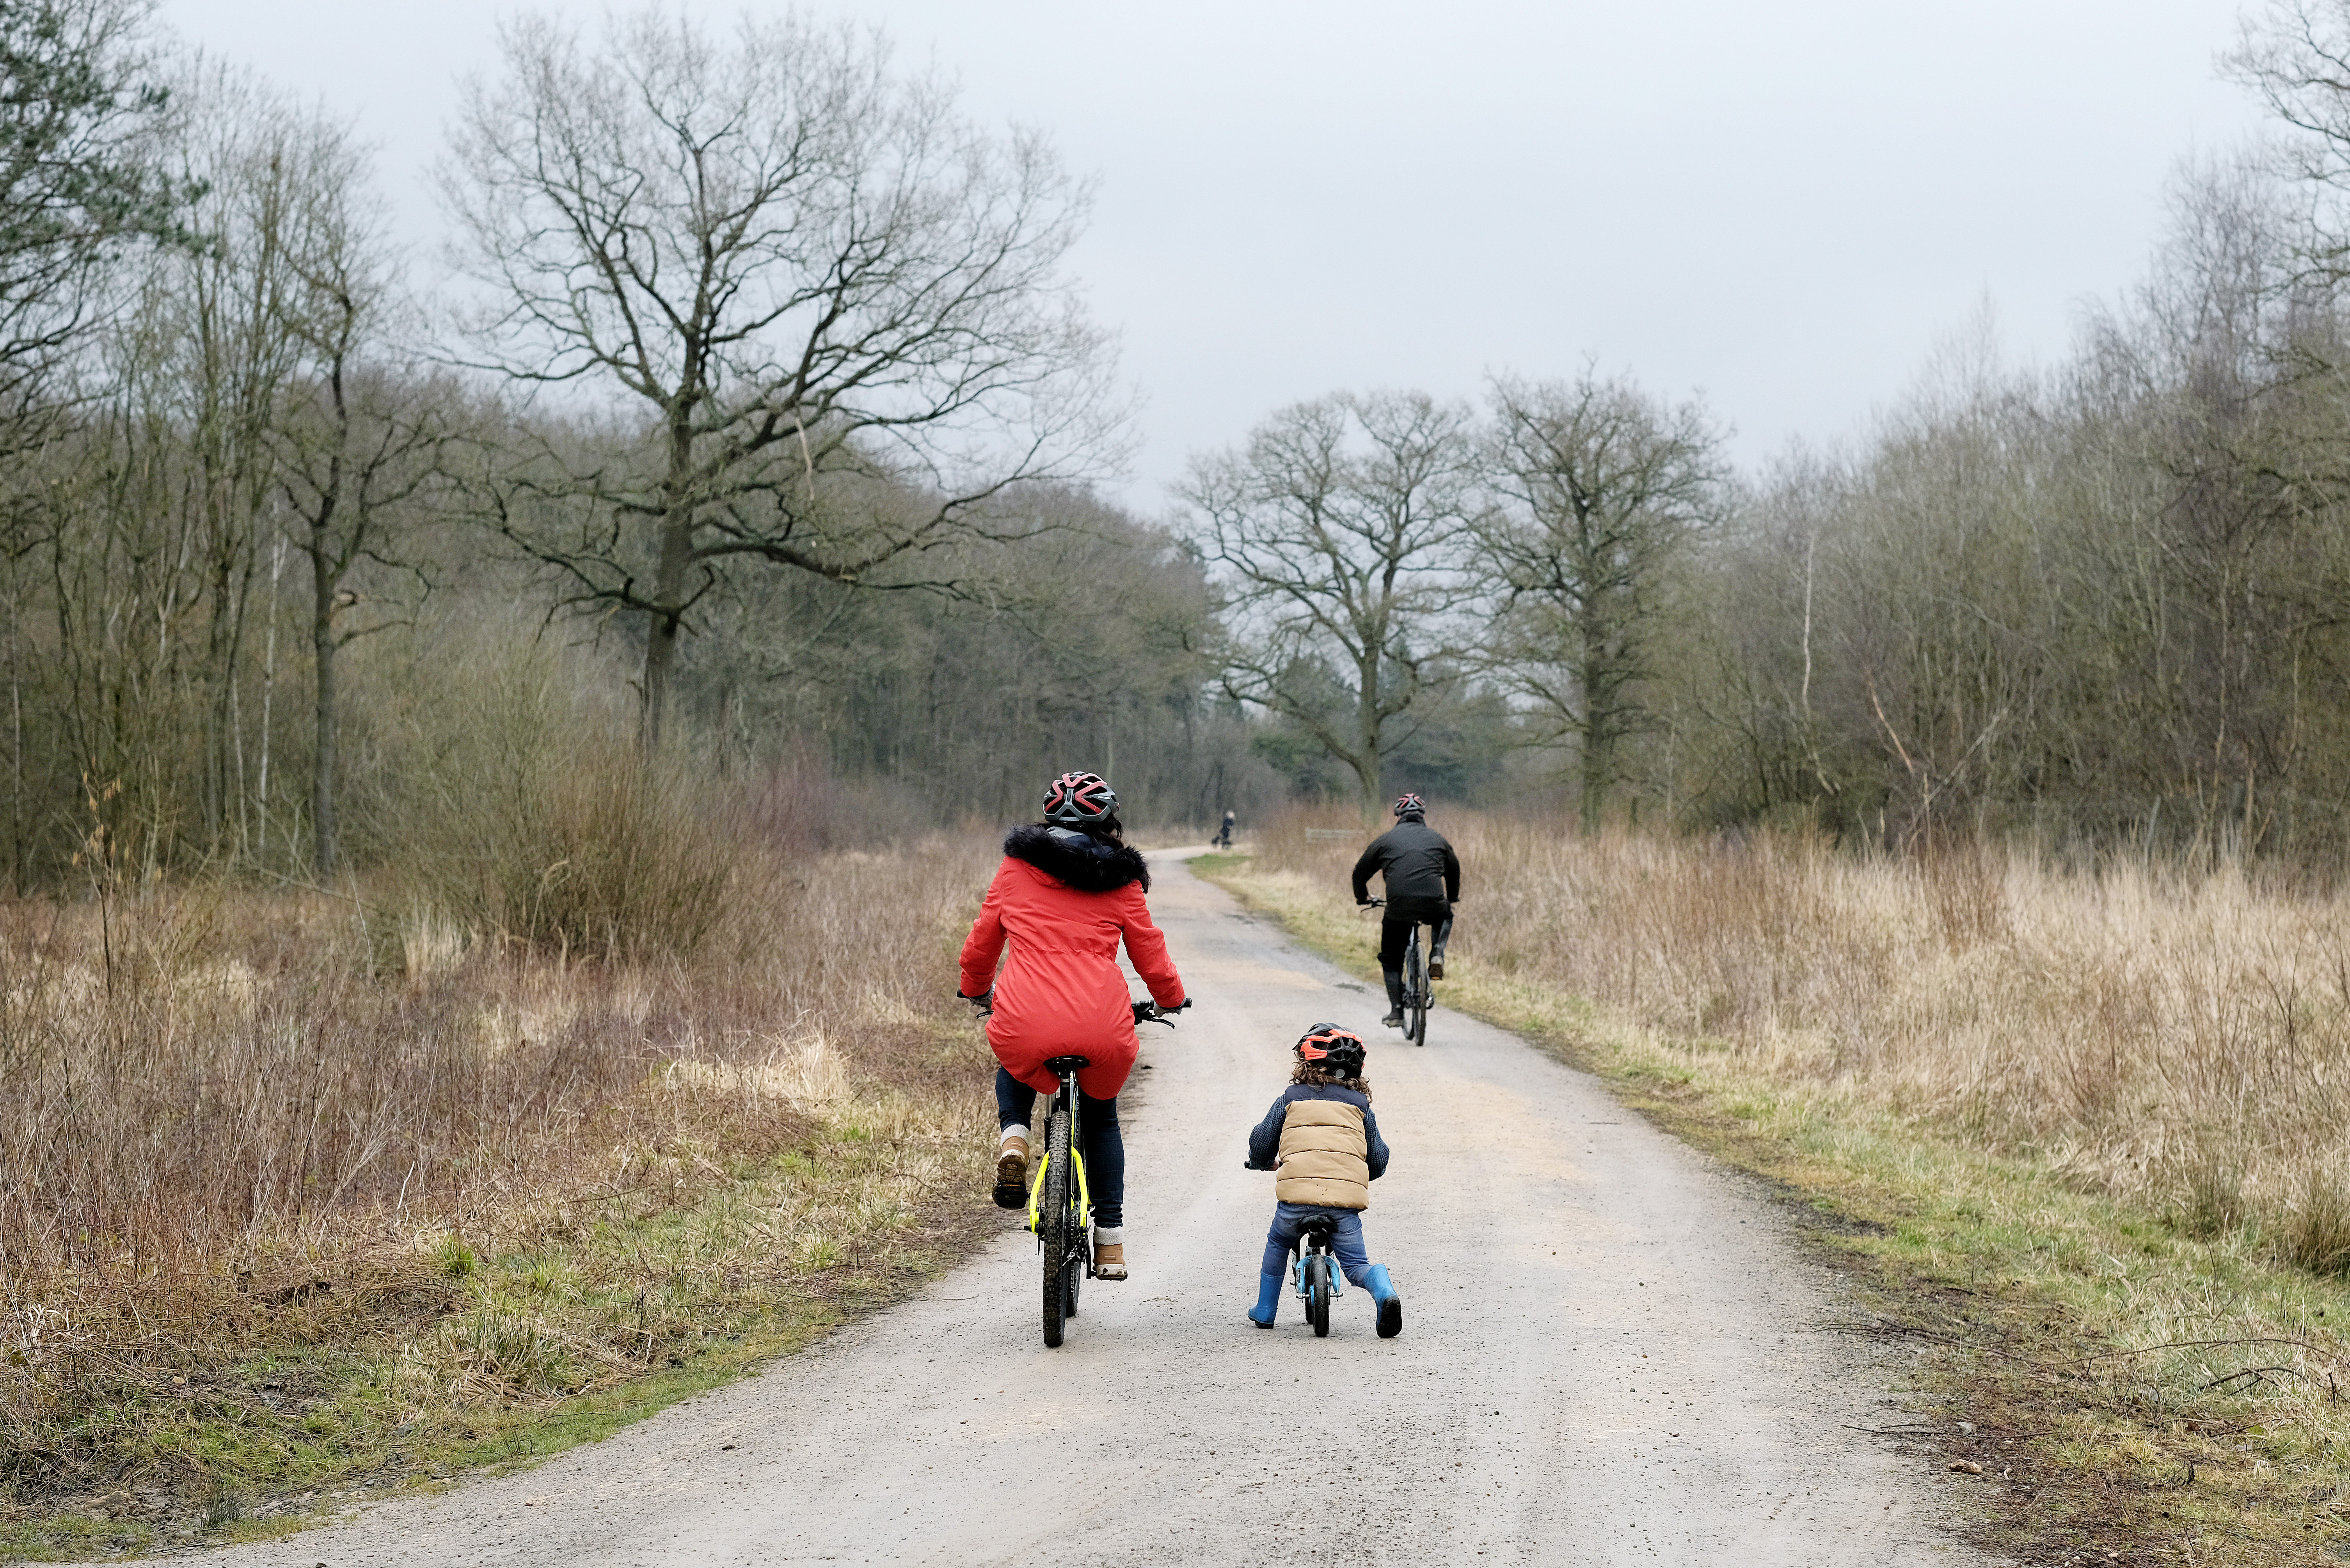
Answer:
[{"left": 1257, "top": 812, "right": 2350, "bottom": 1267}]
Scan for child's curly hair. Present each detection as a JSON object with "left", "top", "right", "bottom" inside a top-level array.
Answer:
[{"left": 1289, "top": 1062, "right": 1371, "bottom": 1101}]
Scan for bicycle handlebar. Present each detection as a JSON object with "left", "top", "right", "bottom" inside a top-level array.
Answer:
[{"left": 966, "top": 992, "right": 1189, "bottom": 1025}]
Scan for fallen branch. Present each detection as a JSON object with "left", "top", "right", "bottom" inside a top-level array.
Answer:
[
  {"left": 2203, "top": 1365, "right": 2307, "bottom": 1391},
  {"left": 2086, "top": 1336, "right": 2316, "bottom": 1364},
  {"left": 1842, "top": 1424, "right": 1952, "bottom": 1437}
]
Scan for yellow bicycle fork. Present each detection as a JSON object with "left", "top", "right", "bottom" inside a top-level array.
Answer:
[{"left": 1024, "top": 1138, "right": 1090, "bottom": 1235}]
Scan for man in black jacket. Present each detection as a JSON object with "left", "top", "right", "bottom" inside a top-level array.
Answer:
[{"left": 1350, "top": 793, "right": 1461, "bottom": 1028}]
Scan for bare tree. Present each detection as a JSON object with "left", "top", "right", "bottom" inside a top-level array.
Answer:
[
  {"left": 1479, "top": 370, "right": 1722, "bottom": 830},
  {"left": 2230, "top": 3, "right": 2350, "bottom": 271},
  {"left": 263, "top": 119, "right": 446, "bottom": 879},
  {"left": 441, "top": 7, "right": 1120, "bottom": 746},
  {"left": 1181, "top": 390, "right": 1478, "bottom": 821},
  {"left": 91, "top": 60, "right": 317, "bottom": 860}
]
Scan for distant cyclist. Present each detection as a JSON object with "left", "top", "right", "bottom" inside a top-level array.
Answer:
[
  {"left": 1216, "top": 809, "right": 1236, "bottom": 849},
  {"left": 1350, "top": 793, "right": 1460, "bottom": 1029},
  {"left": 958, "top": 770, "right": 1188, "bottom": 1281}
]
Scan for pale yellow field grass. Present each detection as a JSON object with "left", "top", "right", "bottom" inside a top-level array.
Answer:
[{"left": 1258, "top": 815, "right": 2350, "bottom": 1255}]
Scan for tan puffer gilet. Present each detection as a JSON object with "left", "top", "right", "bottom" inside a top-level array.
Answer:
[{"left": 1274, "top": 1098, "right": 1370, "bottom": 1210}]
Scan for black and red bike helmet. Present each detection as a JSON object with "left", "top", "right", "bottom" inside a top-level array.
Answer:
[
  {"left": 1043, "top": 770, "right": 1119, "bottom": 826},
  {"left": 1392, "top": 793, "right": 1426, "bottom": 819},
  {"left": 1294, "top": 1022, "right": 1367, "bottom": 1078}
]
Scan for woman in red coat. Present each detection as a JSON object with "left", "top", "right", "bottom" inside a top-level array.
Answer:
[{"left": 959, "top": 771, "right": 1187, "bottom": 1281}]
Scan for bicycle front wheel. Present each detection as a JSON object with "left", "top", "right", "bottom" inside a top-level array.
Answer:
[
  {"left": 1307, "top": 1254, "right": 1333, "bottom": 1337},
  {"left": 1041, "top": 1106, "right": 1073, "bottom": 1348}
]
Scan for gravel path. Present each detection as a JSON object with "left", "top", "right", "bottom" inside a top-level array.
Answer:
[{"left": 200, "top": 851, "right": 1987, "bottom": 1566}]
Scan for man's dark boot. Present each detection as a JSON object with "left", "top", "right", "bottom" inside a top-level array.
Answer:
[
  {"left": 1430, "top": 916, "right": 1453, "bottom": 980},
  {"left": 1382, "top": 969, "right": 1405, "bottom": 1028}
]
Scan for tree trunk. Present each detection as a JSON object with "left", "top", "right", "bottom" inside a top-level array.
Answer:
[
  {"left": 1579, "top": 744, "right": 1606, "bottom": 835},
  {"left": 311, "top": 540, "right": 338, "bottom": 879},
  {"left": 641, "top": 512, "right": 694, "bottom": 751},
  {"left": 641, "top": 415, "right": 698, "bottom": 748},
  {"left": 1578, "top": 601, "right": 1609, "bottom": 834}
]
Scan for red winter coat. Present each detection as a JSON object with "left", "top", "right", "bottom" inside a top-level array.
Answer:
[{"left": 958, "top": 825, "right": 1187, "bottom": 1100}]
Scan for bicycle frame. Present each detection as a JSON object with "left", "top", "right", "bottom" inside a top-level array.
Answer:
[
  {"left": 986, "top": 1000, "right": 1179, "bottom": 1348},
  {"left": 1291, "top": 1238, "right": 1344, "bottom": 1300},
  {"left": 1023, "top": 1071, "right": 1091, "bottom": 1240}
]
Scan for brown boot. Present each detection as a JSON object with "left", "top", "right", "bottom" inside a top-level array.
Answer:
[
  {"left": 1094, "top": 1236, "right": 1128, "bottom": 1281},
  {"left": 992, "top": 1136, "right": 1028, "bottom": 1210}
]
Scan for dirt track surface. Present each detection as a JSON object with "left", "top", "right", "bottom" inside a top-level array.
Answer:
[{"left": 199, "top": 852, "right": 1985, "bottom": 1566}]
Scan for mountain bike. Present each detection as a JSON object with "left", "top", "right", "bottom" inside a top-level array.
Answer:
[
  {"left": 1363, "top": 899, "right": 1432, "bottom": 1047},
  {"left": 1026, "top": 999, "right": 1186, "bottom": 1349},
  {"left": 1294, "top": 1214, "right": 1343, "bottom": 1337}
]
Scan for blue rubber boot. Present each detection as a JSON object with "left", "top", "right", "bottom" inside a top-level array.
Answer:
[
  {"left": 1365, "top": 1264, "right": 1403, "bottom": 1338},
  {"left": 1247, "top": 1271, "right": 1282, "bottom": 1328}
]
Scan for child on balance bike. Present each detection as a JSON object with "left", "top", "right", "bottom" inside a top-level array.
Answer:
[{"left": 1242, "top": 1022, "right": 1403, "bottom": 1337}]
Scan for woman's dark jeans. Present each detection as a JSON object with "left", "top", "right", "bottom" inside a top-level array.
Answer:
[{"left": 995, "top": 1065, "right": 1125, "bottom": 1228}]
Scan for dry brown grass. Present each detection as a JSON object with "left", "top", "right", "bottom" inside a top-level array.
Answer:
[
  {"left": 1255, "top": 812, "right": 2350, "bottom": 1250},
  {"left": 0, "top": 781, "right": 998, "bottom": 1546}
]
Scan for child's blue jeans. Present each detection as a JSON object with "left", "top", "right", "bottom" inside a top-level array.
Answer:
[{"left": 1261, "top": 1201, "right": 1372, "bottom": 1287}]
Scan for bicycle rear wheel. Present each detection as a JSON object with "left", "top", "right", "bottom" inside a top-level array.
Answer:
[
  {"left": 1041, "top": 1105, "right": 1072, "bottom": 1348},
  {"left": 1404, "top": 937, "right": 1428, "bottom": 1047},
  {"left": 1307, "top": 1254, "right": 1332, "bottom": 1337}
]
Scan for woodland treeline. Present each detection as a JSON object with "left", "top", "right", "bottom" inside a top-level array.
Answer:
[
  {"left": 0, "top": 1, "right": 1285, "bottom": 891},
  {"left": 15, "top": 0, "right": 2350, "bottom": 894}
]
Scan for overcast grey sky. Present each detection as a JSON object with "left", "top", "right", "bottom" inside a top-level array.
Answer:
[{"left": 161, "top": 0, "right": 2269, "bottom": 506}]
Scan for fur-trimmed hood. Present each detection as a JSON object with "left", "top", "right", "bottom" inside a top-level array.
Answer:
[{"left": 1004, "top": 823, "right": 1151, "bottom": 894}]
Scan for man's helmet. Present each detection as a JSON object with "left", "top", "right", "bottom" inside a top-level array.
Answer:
[
  {"left": 1043, "top": 770, "right": 1118, "bottom": 825},
  {"left": 1294, "top": 1022, "right": 1367, "bottom": 1078},
  {"left": 1392, "top": 793, "right": 1426, "bottom": 819}
]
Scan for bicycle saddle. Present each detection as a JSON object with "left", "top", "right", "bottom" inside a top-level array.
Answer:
[
  {"left": 1297, "top": 1215, "right": 1339, "bottom": 1240},
  {"left": 1044, "top": 1054, "right": 1092, "bottom": 1074}
]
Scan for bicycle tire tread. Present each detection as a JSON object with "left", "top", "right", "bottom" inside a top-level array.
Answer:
[{"left": 1041, "top": 1107, "right": 1072, "bottom": 1348}]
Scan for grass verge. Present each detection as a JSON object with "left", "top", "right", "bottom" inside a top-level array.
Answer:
[
  {"left": 0, "top": 829, "right": 1004, "bottom": 1561},
  {"left": 1196, "top": 851, "right": 2350, "bottom": 1568},
  {"left": 0, "top": 1056, "right": 998, "bottom": 1562}
]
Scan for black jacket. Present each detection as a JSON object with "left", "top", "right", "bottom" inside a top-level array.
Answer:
[{"left": 1351, "top": 819, "right": 1460, "bottom": 905}]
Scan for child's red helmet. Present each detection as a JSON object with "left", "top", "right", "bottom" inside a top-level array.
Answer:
[
  {"left": 1294, "top": 1022, "right": 1366, "bottom": 1078},
  {"left": 1043, "top": 770, "right": 1118, "bottom": 825}
]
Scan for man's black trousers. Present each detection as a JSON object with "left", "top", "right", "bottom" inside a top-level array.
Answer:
[{"left": 1378, "top": 896, "right": 1453, "bottom": 973}]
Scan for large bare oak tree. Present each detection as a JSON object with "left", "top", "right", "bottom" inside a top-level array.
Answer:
[
  {"left": 441, "top": 7, "right": 1120, "bottom": 745},
  {"left": 1181, "top": 391, "right": 1478, "bottom": 821}
]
